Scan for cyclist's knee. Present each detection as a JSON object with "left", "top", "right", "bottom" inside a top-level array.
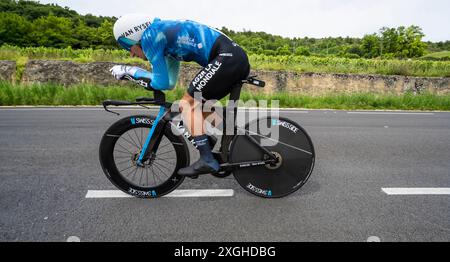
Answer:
[{"left": 180, "top": 93, "right": 196, "bottom": 113}]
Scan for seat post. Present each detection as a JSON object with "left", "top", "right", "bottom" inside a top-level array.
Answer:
[
  {"left": 228, "top": 83, "right": 242, "bottom": 132},
  {"left": 229, "top": 83, "right": 242, "bottom": 102},
  {"left": 215, "top": 83, "right": 243, "bottom": 159}
]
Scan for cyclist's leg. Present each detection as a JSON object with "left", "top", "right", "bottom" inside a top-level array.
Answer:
[
  {"left": 178, "top": 37, "right": 250, "bottom": 176},
  {"left": 179, "top": 92, "right": 220, "bottom": 176},
  {"left": 180, "top": 93, "right": 204, "bottom": 137}
]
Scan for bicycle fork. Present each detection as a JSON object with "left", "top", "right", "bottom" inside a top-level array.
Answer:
[{"left": 136, "top": 106, "right": 168, "bottom": 167}]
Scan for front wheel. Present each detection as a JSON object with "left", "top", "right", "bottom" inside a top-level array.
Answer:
[
  {"left": 99, "top": 115, "right": 190, "bottom": 198},
  {"left": 230, "top": 117, "right": 315, "bottom": 198}
]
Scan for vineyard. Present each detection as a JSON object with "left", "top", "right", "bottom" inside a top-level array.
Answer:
[{"left": 1, "top": 45, "right": 450, "bottom": 78}]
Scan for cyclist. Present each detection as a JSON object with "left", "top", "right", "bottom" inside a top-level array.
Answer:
[{"left": 110, "top": 14, "right": 250, "bottom": 177}]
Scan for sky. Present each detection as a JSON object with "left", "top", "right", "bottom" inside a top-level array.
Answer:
[{"left": 39, "top": 0, "right": 450, "bottom": 41}]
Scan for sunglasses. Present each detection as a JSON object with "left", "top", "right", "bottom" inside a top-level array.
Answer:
[{"left": 118, "top": 36, "right": 140, "bottom": 51}]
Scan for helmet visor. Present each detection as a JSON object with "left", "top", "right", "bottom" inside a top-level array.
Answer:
[{"left": 118, "top": 36, "right": 139, "bottom": 51}]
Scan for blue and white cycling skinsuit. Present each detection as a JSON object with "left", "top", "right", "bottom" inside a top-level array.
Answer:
[{"left": 136, "top": 18, "right": 250, "bottom": 100}]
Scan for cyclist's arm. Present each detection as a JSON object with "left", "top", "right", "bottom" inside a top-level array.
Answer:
[{"left": 142, "top": 30, "right": 180, "bottom": 90}]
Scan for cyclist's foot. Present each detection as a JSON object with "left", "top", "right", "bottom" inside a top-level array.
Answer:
[{"left": 178, "top": 159, "right": 220, "bottom": 177}]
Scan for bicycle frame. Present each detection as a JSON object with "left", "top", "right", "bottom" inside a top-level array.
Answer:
[{"left": 102, "top": 80, "right": 278, "bottom": 173}]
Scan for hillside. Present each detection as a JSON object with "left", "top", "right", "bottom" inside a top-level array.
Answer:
[{"left": 0, "top": 0, "right": 449, "bottom": 59}]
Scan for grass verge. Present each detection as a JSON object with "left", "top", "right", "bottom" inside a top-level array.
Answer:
[{"left": 1, "top": 82, "right": 449, "bottom": 111}]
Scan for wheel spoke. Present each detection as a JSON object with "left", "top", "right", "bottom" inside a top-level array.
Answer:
[
  {"left": 119, "top": 136, "right": 140, "bottom": 151},
  {"left": 156, "top": 141, "right": 171, "bottom": 151},
  {"left": 138, "top": 166, "right": 144, "bottom": 186},
  {"left": 140, "top": 128, "right": 144, "bottom": 148},
  {"left": 152, "top": 162, "right": 171, "bottom": 179},
  {"left": 116, "top": 159, "right": 132, "bottom": 166},
  {"left": 134, "top": 129, "right": 143, "bottom": 148},
  {"left": 150, "top": 165, "right": 161, "bottom": 184},
  {"left": 156, "top": 150, "right": 175, "bottom": 157},
  {"left": 124, "top": 165, "right": 138, "bottom": 178},
  {"left": 154, "top": 157, "right": 176, "bottom": 165},
  {"left": 115, "top": 154, "right": 132, "bottom": 159},
  {"left": 153, "top": 161, "right": 174, "bottom": 173},
  {"left": 119, "top": 164, "right": 135, "bottom": 173},
  {"left": 127, "top": 133, "right": 141, "bottom": 150},
  {"left": 145, "top": 164, "right": 149, "bottom": 186},
  {"left": 131, "top": 166, "right": 139, "bottom": 181},
  {"left": 116, "top": 143, "right": 134, "bottom": 155}
]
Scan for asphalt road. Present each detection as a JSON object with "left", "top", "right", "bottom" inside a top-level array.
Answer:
[{"left": 0, "top": 108, "right": 449, "bottom": 242}]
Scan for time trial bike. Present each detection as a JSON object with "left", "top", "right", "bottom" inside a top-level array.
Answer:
[{"left": 99, "top": 76, "right": 315, "bottom": 198}]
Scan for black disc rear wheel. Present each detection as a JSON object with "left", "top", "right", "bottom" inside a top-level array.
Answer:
[{"left": 230, "top": 117, "right": 315, "bottom": 198}]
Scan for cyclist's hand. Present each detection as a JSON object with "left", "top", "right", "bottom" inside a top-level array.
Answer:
[
  {"left": 110, "top": 65, "right": 132, "bottom": 80},
  {"left": 110, "top": 65, "right": 145, "bottom": 80}
]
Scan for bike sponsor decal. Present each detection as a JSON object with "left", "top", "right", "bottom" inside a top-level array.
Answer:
[
  {"left": 176, "top": 122, "right": 198, "bottom": 148},
  {"left": 247, "top": 183, "right": 272, "bottom": 197},
  {"left": 239, "top": 161, "right": 266, "bottom": 168},
  {"left": 131, "top": 118, "right": 155, "bottom": 125},
  {"left": 192, "top": 61, "right": 223, "bottom": 92},
  {"left": 128, "top": 188, "right": 157, "bottom": 197},
  {"left": 271, "top": 119, "right": 299, "bottom": 134}
]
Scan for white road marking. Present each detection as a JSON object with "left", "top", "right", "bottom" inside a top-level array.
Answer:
[
  {"left": 348, "top": 112, "right": 434, "bottom": 115},
  {"left": 86, "top": 189, "right": 234, "bottom": 198},
  {"left": 67, "top": 236, "right": 81, "bottom": 242},
  {"left": 367, "top": 236, "right": 381, "bottom": 242},
  {"left": 382, "top": 188, "right": 450, "bottom": 195}
]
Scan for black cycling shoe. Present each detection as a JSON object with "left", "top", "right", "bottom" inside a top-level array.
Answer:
[{"left": 178, "top": 159, "right": 220, "bottom": 177}]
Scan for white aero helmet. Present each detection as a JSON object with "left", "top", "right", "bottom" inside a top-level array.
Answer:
[{"left": 113, "top": 14, "right": 153, "bottom": 51}]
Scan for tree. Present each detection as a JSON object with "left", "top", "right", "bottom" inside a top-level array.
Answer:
[
  {"left": 0, "top": 0, "right": 441, "bottom": 57},
  {"left": 294, "top": 46, "right": 311, "bottom": 56},
  {"left": 0, "top": 12, "right": 32, "bottom": 46},
  {"left": 403, "top": 25, "right": 427, "bottom": 57},
  {"left": 29, "top": 14, "right": 76, "bottom": 48},
  {"left": 276, "top": 45, "right": 291, "bottom": 56},
  {"left": 379, "top": 26, "right": 427, "bottom": 58},
  {"left": 72, "top": 19, "right": 97, "bottom": 49},
  {"left": 360, "top": 34, "right": 381, "bottom": 58},
  {"left": 97, "top": 20, "right": 117, "bottom": 49}
]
